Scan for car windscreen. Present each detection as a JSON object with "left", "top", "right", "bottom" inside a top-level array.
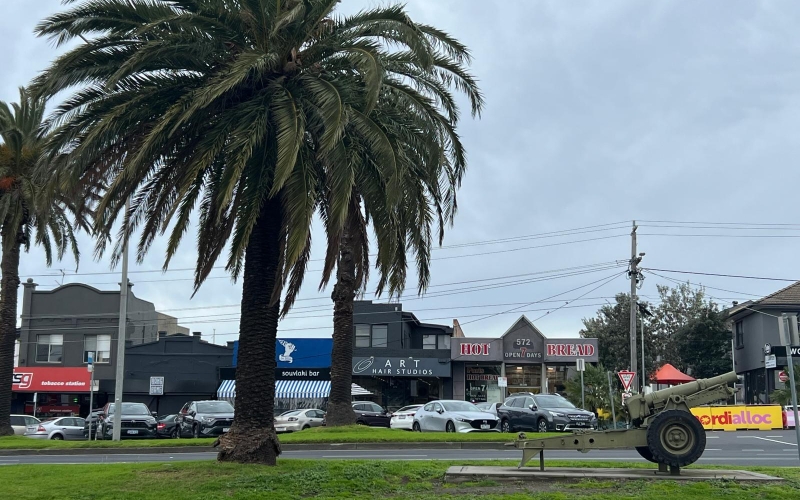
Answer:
[
  {"left": 535, "top": 396, "right": 575, "bottom": 409},
  {"left": 441, "top": 401, "right": 480, "bottom": 413},
  {"left": 107, "top": 403, "right": 150, "bottom": 415},
  {"left": 397, "top": 406, "right": 421, "bottom": 413},
  {"left": 475, "top": 403, "right": 492, "bottom": 411},
  {"left": 196, "top": 401, "right": 234, "bottom": 413},
  {"left": 279, "top": 410, "right": 302, "bottom": 417}
]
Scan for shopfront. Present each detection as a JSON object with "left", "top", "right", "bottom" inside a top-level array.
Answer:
[
  {"left": 351, "top": 355, "right": 451, "bottom": 410},
  {"left": 451, "top": 316, "right": 600, "bottom": 402},
  {"left": 11, "top": 367, "right": 96, "bottom": 418}
]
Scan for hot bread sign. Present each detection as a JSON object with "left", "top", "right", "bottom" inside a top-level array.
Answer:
[{"left": 543, "top": 339, "right": 599, "bottom": 362}]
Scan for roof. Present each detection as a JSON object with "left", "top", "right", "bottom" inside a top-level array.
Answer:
[
  {"left": 652, "top": 363, "right": 695, "bottom": 385},
  {"left": 753, "top": 281, "right": 800, "bottom": 306}
]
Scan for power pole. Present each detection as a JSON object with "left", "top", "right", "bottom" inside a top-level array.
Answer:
[
  {"left": 112, "top": 198, "right": 131, "bottom": 441},
  {"left": 629, "top": 221, "right": 643, "bottom": 393}
]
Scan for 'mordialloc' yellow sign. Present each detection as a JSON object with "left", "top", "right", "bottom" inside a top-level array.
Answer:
[{"left": 691, "top": 406, "right": 782, "bottom": 431}]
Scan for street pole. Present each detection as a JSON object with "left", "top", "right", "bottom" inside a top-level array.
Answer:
[
  {"left": 731, "top": 337, "right": 737, "bottom": 404},
  {"left": 641, "top": 316, "right": 646, "bottom": 393},
  {"left": 607, "top": 371, "right": 617, "bottom": 429},
  {"left": 783, "top": 315, "right": 800, "bottom": 461},
  {"left": 112, "top": 197, "right": 131, "bottom": 441},
  {"left": 87, "top": 352, "right": 94, "bottom": 440},
  {"left": 580, "top": 369, "right": 585, "bottom": 410},
  {"left": 629, "top": 221, "right": 640, "bottom": 393}
]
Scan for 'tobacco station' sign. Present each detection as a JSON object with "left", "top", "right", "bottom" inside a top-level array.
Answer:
[
  {"left": 691, "top": 406, "right": 782, "bottom": 431},
  {"left": 12, "top": 367, "right": 92, "bottom": 393}
]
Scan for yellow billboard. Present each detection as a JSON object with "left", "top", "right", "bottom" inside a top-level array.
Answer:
[{"left": 691, "top": 406, "right": 782, "bottom": 431}]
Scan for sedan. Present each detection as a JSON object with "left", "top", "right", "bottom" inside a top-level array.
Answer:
[
  {"left": 413, "top": 400, "right": 498, "bottom": 433},
  {"left": 389, "top": 405, "right": 423, "bottom": 430},
  {"left": 10, "top": 415, "right": 39, "bottom": 436},
  {"left": 274, "top": 409, "right": 326, "bottom": 433},
  {"left": 475, "top": 402, "right": 501, "bottom": 418},
  {"left": 156, "top": 415, "right": 180, "bottom": 438},
  {"left": 25, "top": 417, "right": 86, "bottom": 440}
]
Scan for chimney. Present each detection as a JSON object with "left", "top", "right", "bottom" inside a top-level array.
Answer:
[
  {"left": 452, "top": 319, "right": 465, "bottom": 338},
  {"left": 732, "top": 301, "right": 738, "bottom": 307},
  {"left": 192, "top": 331, "right": 202, "bottom": 338}
]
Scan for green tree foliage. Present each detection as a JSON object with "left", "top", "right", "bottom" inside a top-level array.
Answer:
[
  {"left": 674, "top": 308, "right": 732, "bottom": 379},
  {"left": 770, "top": 365, "right": 800, "bottom": 406},
  {"left": 563, "top": 364, "right": 627, "bottom": 427},
  {"left": 650, "top": 284, "right": 708, "bottom": 368}
]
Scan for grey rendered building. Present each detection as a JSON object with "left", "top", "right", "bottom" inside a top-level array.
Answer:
[{"left": 729, "top": 282, "right": 800, "bottom": 404}]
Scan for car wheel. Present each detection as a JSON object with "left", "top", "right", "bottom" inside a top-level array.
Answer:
[
  {"left": 302, "top": 425, "right": 310, "bottom": 431},
  {"left": 537, "top": 418, "right": 548, "bottom": 433},
  {"left": 412, "top": 422, "right": 421, "bottom": 432},
  {"left": 356, "top": 420, "right": 366, "bottom": 426},
  {"left": 501, "top": 419, "right": 511, "bottom": 433},
  {"left": 51, "top": 434, "right": 64, "bottom": 440},
  {"left": 170, "top": 428, "right": 178, "bottom": 439},
  {"left": 446, "top": 421, "right": 456, "bottom": 433},
  {"left": 193, "top": 425, "right": 200, "bottom": 438}
]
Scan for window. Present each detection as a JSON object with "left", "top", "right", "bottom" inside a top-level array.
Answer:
[
  {"left": 424, "top": 403, "right": 433, "bottom": 412},
  {"left": 735, "top": 321, "right": 744, "bottom": 348},
  {"left": 423, "top": 334, "right": 451, "bottom": 349},
  {"left": 370, "top": 404, "right": 384, "bottom": 413},
  {"left": 36, "top": 334, "right": 63, "bottom": 363},
  {"left": 423, "top": 335, "right": 437, "bottom": 349},
  {"left": 439, "top": 335, "right": 451, "bottom": 350},
  {"left": 524, "top": 397, "right": 535, "bottom": 409},
  {"left": 10, "top": 416, "right": 23, "bottom": 426},
  {"left": 511, "top": 397, "right": 525, "bottom": 408},
  {"left": 433, "top": 402, "right": 443, "bottom": 413},
  {"left": 84, "top": 335, "right": 111, "bottom": 363},
  {"left": 354, "top": 324, "right": 388, "bottom": 348}
]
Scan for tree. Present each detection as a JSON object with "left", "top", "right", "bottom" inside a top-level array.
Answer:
[
  {"left": 650, "top": 283, "right": 707, "bottom": 368},
  {"left": 674, "top": 308, "right": 731, "bottom": 379},
  {"left": 770, "top": 365, "right": 800, "bottom": 406},
  {"left": 34, "top": 0, "right": 478, "bottom": 463},
  {"left": 563, "top": 363, "right": 627, "bottom": 427},
  {"left": 321, "top": 61, "right": 482, "bottom": 426},
  {"left": 0, "top": 88, "right": 91, "bottom": 435}
]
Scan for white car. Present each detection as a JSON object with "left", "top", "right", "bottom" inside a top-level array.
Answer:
[
  {"left": 474, "top": 402, "right": 501, "bottom": 418},
  {"left": 412, "top": 400, "right": 499, "bottom": 433},
  {"left": 389, "top": 405, "right": 422, "bottom": 430},
  {"left": 10, "top": 415, "right": 39, "bottom": 435},
  {"left": 24, "top": 417, "right": 86, "bottom": 440},
  {"left": 274, "top": 409, "right": 326, "bottom": 433}
]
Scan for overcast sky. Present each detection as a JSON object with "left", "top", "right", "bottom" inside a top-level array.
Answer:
[{"left": 4, "top": 0, "right": 800, "bottom": 344}]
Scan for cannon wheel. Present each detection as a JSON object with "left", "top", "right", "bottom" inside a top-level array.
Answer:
[
  {"left": 646, "top": 410, "right": 706, "bottom": 468},
  {"left": 635, "top": 446, "right": 657, "bottom": 463}
]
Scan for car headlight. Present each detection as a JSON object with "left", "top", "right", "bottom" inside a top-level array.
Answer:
[
  {"left": 550, "top": 412, "right": 565, "bottom": 417},
  {"left": 455, "top": 417, "right": 470, "bottom": 423}
]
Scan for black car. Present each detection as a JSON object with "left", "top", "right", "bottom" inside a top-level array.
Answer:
[
  {"left": 352, "top": 401, "right": 391, "bottom": 427},
  {"left": 82, "top": 409, "right": 104, "bottom": 439},
  {"left": 156, "top": 414, "right": 179, "bottom": 438},
  {"left": 497, "top": 393, "right": 597, "bottom": 433},
  {"left": 178, "top": 400, "right": 234, "bottom": 438},
  {"left": 97, "top": 402, "right": 158, "bottom": 439}
]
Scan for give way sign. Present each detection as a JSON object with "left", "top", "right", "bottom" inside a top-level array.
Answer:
[{"left": 618, "top": 371, "right": 636, "bottom": 391}]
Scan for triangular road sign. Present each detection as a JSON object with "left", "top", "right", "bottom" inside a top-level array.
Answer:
[{"left": 618, "top": 370, "right": 636, "bottom": 391}]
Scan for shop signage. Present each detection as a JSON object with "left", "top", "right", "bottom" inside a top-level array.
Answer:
[
  {"left": 276, "top": 367, "right": 331, "bottom": 380},
  {"left": 233, "top": 338, "right": 332, "bottom": 368},
  {"left": 543, "top": 339, "right": 599, "bottom": 362},
  {"left": 352, "top": 356, "right": 451, "bottom": 377},
  {"left": 765, "top": 354, "right": 777, "bottom": 369},
  {"left": 451, "top": 338, "right": 503, "bottom": 362},
  {"left": 501, "top": 319, "right": 545, "bottom": 362},
  {"left": 12, "top": 367, "right": 92, "bottom": 393},
  {"left": 466, "top": 366, "right": 499, "bottom": 381},
  {"left": 768, "top": 345, "right": 800, "bottom": 358},
  {"left": 498, "top": 376, "right": 508, "bottom": 388},
  {"left": 691, "top": 406, "right": 782, "bottom": 431},
  {"left": 149, "top": 376, "right": 164, "bottom": 396}
]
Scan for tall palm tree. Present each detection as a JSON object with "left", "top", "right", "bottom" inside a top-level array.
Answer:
[
  {"left": 0, "top": 87, "right": 91, "bottom": 435},
  {"left": 34, "top": 0, "right": 478, "bottom": 464},
  {"left": 320, "top": 67, "right": 483, "bottom": 425}
]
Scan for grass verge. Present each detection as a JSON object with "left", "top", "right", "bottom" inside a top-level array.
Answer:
[
  {"left": 0, "top": 459, "right": 796, "bottom": 500},
  {"left": 0, "top": 426, "right": 542, "bottom": 449}
]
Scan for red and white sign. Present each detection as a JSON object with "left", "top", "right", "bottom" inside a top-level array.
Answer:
[
  {"left": 780, "top": 371, "right": 790, "bottom": 383},
  {"left": 618, "top": 371, "right": 636, "bottom": 391},
  {"left": 546, "top": 343, "right": 596, "bottom": 358},
  {"left": 12, "top": 367, "right": 92, "bottom": 393},
  {"left": 460, "top": 343, "right": 491, "bottom": 356}
]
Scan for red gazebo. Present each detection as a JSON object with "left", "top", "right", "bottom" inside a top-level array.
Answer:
[{"left": 652, "top": 363, "right": 695, "bottom": 385}]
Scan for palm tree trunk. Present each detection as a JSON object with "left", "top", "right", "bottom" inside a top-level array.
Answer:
[
  {"left": 326, "top": 206, "right": 358, "bottom": 426},
  {"left": 0, "top": 227, "right": 21, "bottom": 436},
  {"left": 216, "top": 196, "right": 282, "bottom": 464}
]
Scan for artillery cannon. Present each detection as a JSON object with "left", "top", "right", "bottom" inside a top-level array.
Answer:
[{"left": 513, "top": 371, "right": 738, "bottom": 475}]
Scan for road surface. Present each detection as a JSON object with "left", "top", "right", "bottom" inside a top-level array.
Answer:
[{"left": 1, "top": 430, "right": 797, "bottom": 466}]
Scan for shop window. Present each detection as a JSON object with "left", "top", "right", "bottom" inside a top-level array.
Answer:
[
  {"left": 84, "top": 335, "right": 111, "bottom": 363},
  {"left": 423, "top": 335, "right": 437, "bottom": 349},
  {"left": 439, "top": 335, "right": 451, "bottom": 350},
  {"left": 355, "top": 324, "right": 388, "bottom": 348},
  {"left": 35, "top": 334, "right": 63, "bottom": 363},
  {"left": 735, "top": 321, "right": 744, "bottom": 348}
]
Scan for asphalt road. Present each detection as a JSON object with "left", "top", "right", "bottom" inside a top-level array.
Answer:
[{"left": 1, "top": 430, "right": 797, "bottom": 466}]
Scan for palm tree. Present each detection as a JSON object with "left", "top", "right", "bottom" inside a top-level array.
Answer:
[
  {"left": 320, "top": 66, "right": 483, "bottom": 425},
  {"left": 34, "top": 0, "right": 479, "bottom": 464},
  {"left": 0, "top": 87, "right": 91, "bottom": 435}
]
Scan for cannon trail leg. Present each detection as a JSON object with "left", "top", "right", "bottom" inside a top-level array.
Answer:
[
  {"left": 539, "top": 450, "right": 545, "bottom": 471},
  {"left": 518, "top": 448, "right": 541, "bottom": 469}
]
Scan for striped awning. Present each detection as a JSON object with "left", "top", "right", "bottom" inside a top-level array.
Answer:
[{"left": 216, "top": 380, "right": 372, "bottom": 400}]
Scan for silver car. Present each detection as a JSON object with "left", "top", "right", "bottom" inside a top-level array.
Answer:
[
  {"left": 25, "top": 417, "right": 86, "bottom": 440},
  {"left": 274, "top": 409, "right": 325, "bottom": 433},
  {"left": 475, "top": 402, "right": 501, "bottom": 418},
  {"left": 412, "top": 400, "right": 499, "bottom": 433},
  {"left": 10, "top": 415, "right": 40, "bottom": 435}
]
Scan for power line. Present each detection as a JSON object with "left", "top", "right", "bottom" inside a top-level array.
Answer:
[
  {"left": 640, "top": 233, "right": 800, "bottom": 238},
  {"left": 638, "top": 219, "right": 800, "bottom": 227},
  {"left": 642, "top": 267, "right": 799, "bottom": 283}
]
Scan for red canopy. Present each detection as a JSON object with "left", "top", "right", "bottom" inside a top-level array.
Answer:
[{"left": 652, "top": 363, "right": 695, "bottom": 385}]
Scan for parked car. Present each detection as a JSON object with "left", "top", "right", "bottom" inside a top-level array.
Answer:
[
  {"left": 157, "top": 414, "right": 180, "bottom": 438},
  {"left": 178, "top": 400, "right": 234, "bottom": 438},
  {"left": 10, "top": 415, "right": 39, "bottom": 435},
  {"left": 412, "top": 400, "right": 499, "bottom": 433},
  {"left": 82, "top": 409, "right": 104, "bottom": 439},
  {"left": 497, "top": 393, "right": 597, "bottom": 433},
  {"left": 390, "top": 405, "right": 423, "bottom": 430},
  {"left": 474, "top": 402, "right": 502, "bottom": 418},
  {"left": 352, "top": 401, "right": 392, "bottom": 427},
  {"left": 24, "top": 417, "right": 86, "bottom": 440},
  {"left": 97, "top": 402, "right": 158, "bottom": 439},
  {"left": 274, "top": 409, "right": 326, "bottom": 433},
  {"left": 784, "top": 406, "right": 797, "bottom": 429}
]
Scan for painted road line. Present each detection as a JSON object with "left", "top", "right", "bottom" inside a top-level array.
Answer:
[
  {"left": 321, "top": 454, "right": 428, "bottom": 458},
  {"left": 766, "top": 436, "right": 784, "bottom": 438},
  {"left": 704, "top": 449, "right": 721, "bottom": 451},
  {"left": 741, "top": 449, "right": 764, "bottom": 452},
  {"left": 749, "top": 436, "right": 798, "bottom": 446},
  {"left": 705, "top": 436, "right": 719, "bottom": 439}
]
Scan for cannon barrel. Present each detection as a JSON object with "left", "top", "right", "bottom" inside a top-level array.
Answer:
[{"left": 627, "top": 371, "right": 738, "bottom": 418}]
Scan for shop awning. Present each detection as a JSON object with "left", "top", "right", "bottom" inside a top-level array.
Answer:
[{"left": 216, "top": 380, "right": 371, "bottom": 400}]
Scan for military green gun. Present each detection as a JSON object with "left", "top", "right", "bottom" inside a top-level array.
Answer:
[{"left": 514, "top": 371, "right": 738, "bottom": 475}]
